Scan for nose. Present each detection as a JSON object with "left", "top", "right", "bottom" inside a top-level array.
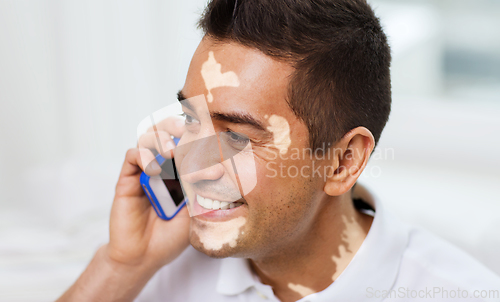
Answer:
[{"left": 178, "top": 134, "right": 224, "bottom": 184}]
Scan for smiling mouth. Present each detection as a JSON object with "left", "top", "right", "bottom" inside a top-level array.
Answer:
[{"left": 196, "top": 194, "right": 245, "bottom": 210}]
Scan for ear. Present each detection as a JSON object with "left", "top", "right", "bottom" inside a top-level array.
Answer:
[{"left": 324, "top": 127, "right": 375, "bottom": 196}]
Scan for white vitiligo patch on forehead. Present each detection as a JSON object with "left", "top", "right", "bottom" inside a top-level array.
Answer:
[
  {"left": 201, "top": 51, "right": 240, "bottom": 103},
  {"left": 266, "top": 114, "right": 292, "bottom": 154},
  {"left": 196, "top": 216, "right": 247, "bottom": 251},
  {"left": 288, "top": 283, "right": 315, "bottom": 298}
]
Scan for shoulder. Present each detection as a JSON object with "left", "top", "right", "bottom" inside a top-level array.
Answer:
[
  {"left": 135, "top": 246, "right": 222, "bottom": 302},
  {"left": 392, "top": 225, "right": 500, "bottom": 301}
]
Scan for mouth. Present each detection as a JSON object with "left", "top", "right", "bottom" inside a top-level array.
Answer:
[
  {"left": 191, "top": 194, "right": 247, "bottom": 221},
  {"left": 196, "top": 194, "right": 245, "bottom": 210}
]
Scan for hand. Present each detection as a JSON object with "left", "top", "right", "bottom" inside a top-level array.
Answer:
[
  {"left": 107, "top": 116, "right": 189, "bottom": 271},
  {"left": 56, "top": 117, "right": 189, "bottom": 302}
]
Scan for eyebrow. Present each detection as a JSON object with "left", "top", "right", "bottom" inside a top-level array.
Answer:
[
  {"left": 211, "top": 111, "right": 267, "bottom": 132},
  {"left": 177, "top": 91, "right": 193, "bottom": 110},
  {"left": 177, "top": 91, "right": 187, "bottom": 102},
  {"left": 177, "top": 90, "right": 267, "bottom": 132}
]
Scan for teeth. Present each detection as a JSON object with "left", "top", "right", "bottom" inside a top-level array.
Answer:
[
  {"left": 197, "top": 195, "right": 205, "bottom": 207},
  {"left": 204, "top": 198, "right": 213, "bottom": 209},
  {"left": 196, "top": 194, "right": 243, "bottom": 210}
]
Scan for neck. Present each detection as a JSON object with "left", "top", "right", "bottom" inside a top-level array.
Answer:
[{"left": 248, "top": 192, "right": 373, "bottom": 302}]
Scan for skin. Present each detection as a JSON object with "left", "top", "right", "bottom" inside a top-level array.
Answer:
[
  {"left": 57, "top": 36, "right": 376, "bottom": 302},
  {"left": 201, "top": 51, "right": 240, "bottom": 103},
  {"left": 178, "top": 37, "right": 375, "bottom": 301},
  {"left": 266, "top": 114, "right": 292, "bottom": 155},
  {"left": 179, "top": 38, "right": 317, "bottom": 260}
]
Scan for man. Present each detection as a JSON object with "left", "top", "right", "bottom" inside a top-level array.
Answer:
[{"left": 58, "top": 0, "right": 500, "bottom": 301}]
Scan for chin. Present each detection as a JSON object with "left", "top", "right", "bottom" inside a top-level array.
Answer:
[
  {"left": 188, "top": 216, "right": 249, "bottom": 259},
  {"left": 190, "top": 238, "right": 238, "bottom": 259}
]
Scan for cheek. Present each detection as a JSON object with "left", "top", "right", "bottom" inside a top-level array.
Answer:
[
  {"left": 231, "top": 151, "right": 258, "bottom": 197},
  {"left": 250, "top": 157, "right": 322, "bottom": 218},
  {"left": 242, "top": 183, "right": 317, "bottom": 250},
  {"left": 174, "top": 135, "right": 192, "bottom": 167},
  {"left": 246, "top": 158, "right": 311, "bottom": 216}
]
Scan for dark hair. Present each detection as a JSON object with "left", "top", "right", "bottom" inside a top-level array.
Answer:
[{"left": 199, "top": 0, "right": 391, "bottom": 149}]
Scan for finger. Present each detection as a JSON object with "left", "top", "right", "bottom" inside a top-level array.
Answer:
[
  {"left": 138, "top": 148, "right": 162, "bottom": 176},
  {"left": 147, "top": 116, "right": 186, "bottom": 138},
  {"left": 119, "top": 149, "right": 142, "bottom": 179},
  {"left": 176, "top": 206, "right": 191, "bottom": 219},
  {"left": 120, "top": 148, "right": 162, "bottom": 179},
  {"left": 138, "top": 131, "right": 175, "bottom": 159}
]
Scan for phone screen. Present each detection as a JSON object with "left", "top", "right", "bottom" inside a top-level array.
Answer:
[{"left": 159, "top": 158, "right": 184, "bottom": 206}]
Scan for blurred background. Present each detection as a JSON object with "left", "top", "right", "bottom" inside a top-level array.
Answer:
[{"left": 0, "top": 0, "right": 499, "bottom": 301}]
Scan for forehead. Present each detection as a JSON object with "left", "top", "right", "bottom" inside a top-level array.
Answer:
[{"left": 182, "top": 38, "right": 296, "bottom": 119}]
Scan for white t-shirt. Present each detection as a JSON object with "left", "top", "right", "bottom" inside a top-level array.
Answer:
[{"left": 135, "top": 195, "right": 500, "bottom": 302}]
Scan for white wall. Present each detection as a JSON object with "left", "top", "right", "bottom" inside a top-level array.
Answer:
[
  {"left": 0, "top": 0, "right": 206, "bottom": 204},
  {"left": 0, "top": 1, "right": 207, "bottom": 300}
]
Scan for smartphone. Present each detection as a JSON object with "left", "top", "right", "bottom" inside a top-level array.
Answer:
[{"left": 140, "top": 137, "right": 186, "bottom": 220}]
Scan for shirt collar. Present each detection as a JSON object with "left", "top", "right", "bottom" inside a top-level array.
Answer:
[
  {"left": 216, "top": 255, "right": 256, "bottom": 295},
  {"left": 307, "top": 191, "right": 410, "bottom": 302},
  {"left": 216, "top": 190, "right": 410, "bottom": 301}
]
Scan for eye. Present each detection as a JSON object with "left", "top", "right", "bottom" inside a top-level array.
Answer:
[
  {"left": 180, "top": 112, "right": 201, "bottom": 134},
  {"left": 222, "top": 130, "right": 251, "bottom": 149},
  {"left": 230, "top": 132, "right": 247, "bottom": 143},
  {"left": 181, "top": 112, "right": 200, "bottom": 125}
]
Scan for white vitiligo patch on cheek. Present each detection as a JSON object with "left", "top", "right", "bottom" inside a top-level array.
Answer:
[
  {"left": 201, "top": 51, "right": 240, "bottom": 103},
  {"left": 196, "top": 216, "right": 247, "bottom": 251},
  {"left": 287, "top": 283, "right": 315, "bottom": 298},
  {"left": 266, "top": 114, "right": 292, "bottom": 154}
]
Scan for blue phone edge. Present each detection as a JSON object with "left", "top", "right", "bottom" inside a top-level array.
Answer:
[{"left": 139, "top": 137, "right": 186, "bottom": 221}]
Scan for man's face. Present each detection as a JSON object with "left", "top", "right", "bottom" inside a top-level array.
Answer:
[{"left": 175, "top": 37, "right": 329, "bottom": 259}]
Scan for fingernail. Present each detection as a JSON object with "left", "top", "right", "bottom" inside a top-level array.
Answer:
[
  {"left": 175, "top": 119, "right": 185, "bottom": 128},
  {"left": 150, "top": 161, "right": 160, "bottom": 170},
  {"left": 166, "top": 141, "right": 175, "bottom": 150}
]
